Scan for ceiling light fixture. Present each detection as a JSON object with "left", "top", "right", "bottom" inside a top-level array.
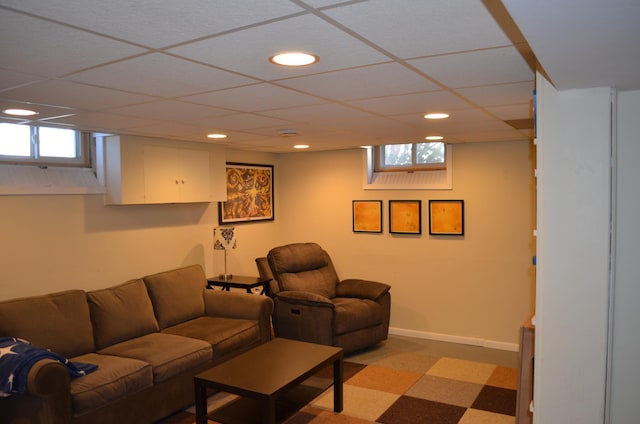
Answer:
[
  {"left": 207, "top": 133, "right": 227, "bottom": 139},
  {"left": 293, "top": 144, "right": 309, "bottom": 149},
  {"left": 3, "top": 108, "right": 38, "bottom": 116},
  {"left": 424, "top": 113, "right": 450, "bottom": 120},
  {"left": 270, "top": 52, "right": 319, "bottom": 67},
  {"left": 425, "top": 135, "right": 444, "bottom": 141}
]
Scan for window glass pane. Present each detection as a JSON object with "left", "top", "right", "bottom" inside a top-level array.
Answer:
[
  {"left": 384, "top": 143, "right": 412, "bottom": 166},
  {"left": 416, "top": 142, "right": 445, "bottom": 164},
  {"left": 0, "top": 123, "right": 31, "bottom": 157},
  {"left": 39, "top": 127, "right": 77, "bottom": 158}
]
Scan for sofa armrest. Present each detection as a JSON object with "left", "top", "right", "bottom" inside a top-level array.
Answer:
[
  {"left": 275, "top": 291, "right": 334, "bottom": 308},
  {"left": 336, "top": 279, "right": 391, "bottom": 300},
  {"left": 203, "top": 290, "right": 273, "bottom": 341},
  {"left": 0, "top": 359, "right": 73, "bottom": 424}
]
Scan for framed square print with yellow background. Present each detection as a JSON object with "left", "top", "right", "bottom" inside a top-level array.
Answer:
[
  {"left": 389, "top": 200, "right": 422, "bottom": 234},
  {"left": 353, "top": 200, "right": 382, "bottom": 233},
  {"left": 429, "top": 199, "right": 464, "bottom": 235}
]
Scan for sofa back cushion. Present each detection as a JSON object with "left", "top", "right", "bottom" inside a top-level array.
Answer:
[
  {"left": 87, "top": 279, "right": 160, "bottom": 350},
  {"left": 143, "top": 265, "right": 207, "bottom": 329},
  {"left": 0, "top": 290, "right": 94, "bottom": 358},
  {"left": 268, "top": 243, "right": 339, "bottom": 298}
]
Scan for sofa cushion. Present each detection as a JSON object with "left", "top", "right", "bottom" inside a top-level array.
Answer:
[
  {"left": 87, "top": 279, "right": 160, "bottom": 350},
  {"left": 162, "top": 316, "right": 260, "bottom": 360},
  {"left": 143, "top": 265, "right": 207, "bottom": 329},
  {"left": 70, "top": 352, "right": 152, "bottom": 415},
  {"left": 98, "top": 333, "right": 212, "bottom": 383},
  {"left": 0, "top": 290, "right": 94, "bottom": 358},
  {"left": 332, "top": 298, "right": 384, "bottom": 335}
]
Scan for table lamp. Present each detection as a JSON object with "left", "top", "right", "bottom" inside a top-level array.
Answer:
[{"left": 213, "top": 226, "right": 237, "bottom": 280}]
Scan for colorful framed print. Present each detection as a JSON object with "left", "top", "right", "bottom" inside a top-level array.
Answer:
[
  {"left": 389, "top": 200, "right": 422, "bottom": 234},
  {"left": 353, "top": 200, "right": 383, "bottom": 233},
  {"left": 218, "top": 163, "right": 274, "bottom": 224},
  {"left": 429, "top": 199, "right": 464, "bottom": 235}
]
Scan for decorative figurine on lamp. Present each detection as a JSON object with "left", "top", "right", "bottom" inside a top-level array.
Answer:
[{"left": 213, "top": 226, "right": 237, "bottom": 280}]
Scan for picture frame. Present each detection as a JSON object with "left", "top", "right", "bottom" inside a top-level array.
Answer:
[
  {"left": 389, "top": 200, "right": 422, "bottom": 234},
  {"left": 352, "top": 200, "right": 383, "bottom": 233},
  {"left": 429, "top": 199, "right": 464, "bottom": 235},
  {"left": 218, "top": 162, "right": 274, "bottom": 224}
]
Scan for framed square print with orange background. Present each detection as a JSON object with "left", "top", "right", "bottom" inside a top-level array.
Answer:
[
  {"left": 389, "top": 200, "right": 422, "bottom": 234},
  {"left": 352, "top": 200, "right": 382, "bottom": 233},
  {"left": 429, "top": 199, "right": 464, "bottom": 235}
]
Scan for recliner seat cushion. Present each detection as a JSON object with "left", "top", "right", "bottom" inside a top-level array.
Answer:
[{"left": 332, "top": 297, "right": 384, "bottom": 335}]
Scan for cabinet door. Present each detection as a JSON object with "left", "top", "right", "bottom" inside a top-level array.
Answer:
[{"left": 143, "top": 146, "right": 210, "bottom": 203}]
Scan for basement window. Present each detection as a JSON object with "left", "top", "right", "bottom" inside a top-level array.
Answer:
[
  {"left": 363, "top": 143, "right": 452, "bottom": 190},
  {"left": 0, "top": 123, "right": 90, "bottom": 167}
]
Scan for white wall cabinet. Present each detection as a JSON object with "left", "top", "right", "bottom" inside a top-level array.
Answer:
[
  {"left": 142, "top": 146, "right": 210, "bottom": 203},
  {"left": 104, "top": 135, "right": 224, "bottom": 205}
]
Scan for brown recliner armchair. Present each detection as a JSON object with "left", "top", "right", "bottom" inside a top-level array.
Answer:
[{"left": 256, "top": 242, "right": 391, "bottom": 353}]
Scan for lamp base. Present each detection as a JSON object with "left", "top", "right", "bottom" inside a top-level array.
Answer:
[{"left": 218, "top": 273, "right": 233, "bottom": 280}]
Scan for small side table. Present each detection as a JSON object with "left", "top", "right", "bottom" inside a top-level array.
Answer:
[{"left": 207, "top": 275, "right": 271, "bottom": 296}]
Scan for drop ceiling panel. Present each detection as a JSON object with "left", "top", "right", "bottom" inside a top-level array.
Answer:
[
  {"left": 259, "top": 103, "right": 375, "bottom": 124},
  {"left": 0, "top": 70, "right": 46, "bottom": 91},
  {"left": 65, "top": 53, "right": 258, "bottom": 98},
  {"left": 106, "top": 100, "right": 233, "bottom": 122},
  {"left": 43, "top": 112, "right": 161, "bottom": 133},
  {"left": 0, "top": 10, "right": 146, "bottom": 77},
  {"left": 192, "top": 113, "right": 291, "bottom": 131},
  {"left": 323, "top": 0, "right": 512, "bottom": 59},
  {"left": 1, "top": 80, "right": 155, "bottom": 110},
  {"left": 1, "top": 0, "right": 305, "bottom": 48},
  {"left": 181, "top": 83, "right": 326, "bottom": 112},
  {"left": 277, "top": 63, "right": 440, "bottom": 101},
  {"left": 456, "top": 81, "right": 534, "bottom": 107},
  {"left": 168, "top": 14, "right": 390, "bottom": 81},
  {"left": 408, "top": 47, "right": 533, "bottom": 88},
  {"left": 346, "top": 90, "right": 472, "bottom": 116}
]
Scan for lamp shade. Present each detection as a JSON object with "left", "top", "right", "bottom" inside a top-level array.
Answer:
[{"left": 213, "top": 226, "right": 237, "bottom": 251}]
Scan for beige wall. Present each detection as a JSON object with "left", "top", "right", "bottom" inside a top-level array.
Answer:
[{"left": 0, "top": 140, "right": 533, "bottom": 347}]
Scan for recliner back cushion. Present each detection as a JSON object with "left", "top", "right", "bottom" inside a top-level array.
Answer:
[
  {"left": 87, "top": 279, "right": 160, "bottom": 350},
  {"left": 268, "top": 243, "right": 339, "bottom": 298},
  {"left": 0, "top": 290, "right": 94, "bottom": 358},
  {"left": 143, "top": 265, "right": 207, "bottom": 329}
]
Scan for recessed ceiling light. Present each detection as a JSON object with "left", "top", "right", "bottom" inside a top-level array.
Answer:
[
  {"left": 269, "top": 52, "right": 319, "bottom": 67},
  {"left": 293, "top": 144, "right": 309, "bottom": 149},
  {"left": 424, "top": 113, "right": 450, "bottom": 120},
  {"left": 425, "top": 135, "right": 444, "bottom": 141},
  {"left": 207, "top": 133, "right": 227, "bottom": 139},
  {"left": 3, "top": 108, "right": 38, "bottom": 116}
]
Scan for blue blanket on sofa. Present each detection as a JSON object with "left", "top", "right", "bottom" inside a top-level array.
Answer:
[{"left": 0, "top": 337, "right": 97, "bottom": 397}]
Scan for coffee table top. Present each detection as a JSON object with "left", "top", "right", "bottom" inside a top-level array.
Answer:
[{"left": 195, "top": 338, "right": 343, "bottom": 397}]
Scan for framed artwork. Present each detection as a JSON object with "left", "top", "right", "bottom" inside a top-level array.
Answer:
[
  {"left": 429, "top": 199, "right": 464, "bottom": 235},
  {"left": 218, "top": 163, "right": 274, "bottom": 224},
  {"left": 389, "top": 200, "right": 422, "bottom": 234},
  {"left": 352, "top": 200, "right": 383, "bottom": 233}
]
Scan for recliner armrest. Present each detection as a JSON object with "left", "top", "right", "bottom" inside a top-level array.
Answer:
[
  {"left": 336, "top": 279, "right": 391, "bottom": 300},
  {"left": 275, "top": 291, "right": 334, "bottom": 308}
]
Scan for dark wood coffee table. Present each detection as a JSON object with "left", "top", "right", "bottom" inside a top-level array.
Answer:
[{"left": 194, "top": 338, "right": 343, "bottom": 424}]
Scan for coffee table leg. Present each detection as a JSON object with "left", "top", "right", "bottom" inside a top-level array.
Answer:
[
  {"left": 262, "top": 396, "right": 276, "bottom": 424},
  {"left": 194, "top": 380, "right": 208, "bottom": 424},
  {"left": 333, "top": 357, "right": 343, "bottom": 412}
]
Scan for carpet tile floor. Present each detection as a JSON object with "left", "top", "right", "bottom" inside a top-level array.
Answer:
[{"left": 157, "top": 335, "right": 519, "bottom": 424}]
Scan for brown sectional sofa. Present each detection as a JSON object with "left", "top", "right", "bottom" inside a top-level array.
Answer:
[{"left": 0, "top": 265, "right": 273, "bottom": 424}]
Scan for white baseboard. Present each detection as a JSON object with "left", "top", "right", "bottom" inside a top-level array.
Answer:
[{"left": 389, "top": 327, "right": 519, "bottom": 352}]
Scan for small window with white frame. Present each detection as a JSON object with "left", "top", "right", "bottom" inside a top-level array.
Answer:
[
  {"left": 375, "top": 142, "right": 446, "bottom": 172},
  {"left": 0, "top": 123, "right": 90, "bottom": 167}
]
